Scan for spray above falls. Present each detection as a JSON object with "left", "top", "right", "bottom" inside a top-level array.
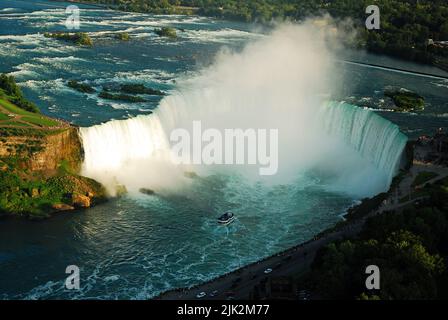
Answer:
[{"left": 79, "top": 23, "right": 407, "bottom": 198}]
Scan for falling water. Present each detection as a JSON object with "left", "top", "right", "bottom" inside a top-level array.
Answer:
[{"left": 79, "top": 23, "right": 407, "bottom": 198}]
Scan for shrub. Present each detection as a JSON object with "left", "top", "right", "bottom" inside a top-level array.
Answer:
[{"left": 155, "top": 27, "right": 177, "bottom": 38}]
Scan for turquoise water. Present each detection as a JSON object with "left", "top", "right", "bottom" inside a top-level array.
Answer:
[
  {"left": 0, "top": 176, "right": 353, "bottom": 299},
  {"left": 0, "top": 0, "right": 445, "bottom": 299}
]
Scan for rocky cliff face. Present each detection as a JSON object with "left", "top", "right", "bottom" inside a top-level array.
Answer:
[
  {"left": 29, "top": 127, "right": 82, "bottom": 172},
  {"left": 0, "top": 127, "right": 82, "bottom": 173},
  {"left": 0, "top": 127, "right": 107, "bottom": 219}
]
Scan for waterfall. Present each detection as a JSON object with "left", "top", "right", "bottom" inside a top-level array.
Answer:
[
  {"left": 80, "top": 115, "right": 171, "bottom": 173},
  {"left": 79, "top": 24, "right": 408, "bottom": 198},
  {"left": 320, "top": 101, "right": 407, "bottom": 184},
  {"left": 79, "top": 113, "right": 182, "bottom": 195},
  {"left": 79, "top": 101, "right": 407, "bottom": 197}
]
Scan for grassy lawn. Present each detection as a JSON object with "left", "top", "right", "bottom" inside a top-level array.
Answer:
[
  {"left": 412, "top": 171, "right": 439, "bottom": 187},
  {"left": 0, "top": 97, "right": 59, "bottom": 128},
  {"left": 0, "top": 97, "right": 34, "bottom": 116},
  {"left": 21, "top": 115, "right": 59, "bottom": 127},
  {"left": 1, "top": 120, "right": 31, "bottom": 127}
]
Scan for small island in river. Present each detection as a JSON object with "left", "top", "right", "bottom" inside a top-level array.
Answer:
[
  {"left": 384, "top": 88, "right": 425, "bottom": 112},
  {"left": 44, "top": 32, "right": 93, "bottom": 46}
]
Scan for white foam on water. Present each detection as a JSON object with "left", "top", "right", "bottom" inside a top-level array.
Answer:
[
  {"left": 35, "top": 56, "right": 87, "bottom": 64},
  {"left": 8, "top": 62, "right": 41, "bottom": 79},
  {"left": 431, "top": 79, "right": 448, "bottom": 89},
  {"left": 182, "top": 28, "right": 263, "bottom": 43},
  {"left": 0, "top": 33, "right": 42, "bottom": 44},
  {"left": 93, "top": 69, "right": 177, "bottom": 87},
  {"left": 0, "top": 8, "right": 17, "bottom": 13},
  {"left": 19, "top": 78, "right": 73, "bottom": 96}
]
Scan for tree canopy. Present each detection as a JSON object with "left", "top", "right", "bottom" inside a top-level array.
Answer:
[
  {"left": 79, "top": 0, "right": 448, "bottom": 64},
  {"left": 0, "top": 74, "right": 39, "bottom": 113},
  {"left": 308, "top": 177, "right": 448, "bottom": 299}
]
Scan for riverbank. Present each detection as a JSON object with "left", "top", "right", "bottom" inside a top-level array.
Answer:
[
  {"left": 0, "top": 75, "right": 107, "bottom": 219},
  {"left": 156, "top": 135, "right": 448, "bottom": 300}
]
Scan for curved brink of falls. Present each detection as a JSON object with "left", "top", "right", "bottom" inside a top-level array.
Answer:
[
  {"left": 79, "top": 101, "right": 407, "bottom": 198},
  {"left": 321, "top": 101, "right": 407, "bottom": 187},
  {"left": 79, "top": 24, "right": 408, "bottom": 198}
]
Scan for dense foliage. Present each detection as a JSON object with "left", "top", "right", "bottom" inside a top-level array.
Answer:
[
  {"left": 384, "top": 88, "right": 425, "bottom": 112},
  {"left": 0, "top": 168, "right": 105, "bottom": 219},
  {"left": 308, "top": 177, "right": 448, "bottom": 299},
  {"left": 0, "top": 74, "right": 40, "bottom": 113}
]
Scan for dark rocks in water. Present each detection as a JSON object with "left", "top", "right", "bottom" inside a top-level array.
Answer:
[
  {"left": 99, "top": 91, "right": 146, "bottom": 103},
  {"left": 52, "top": 203, "right": 75, "bottom": 211},
  {"left": 120, "top": 84, "right": 165, "bottom": 96},
  {"left": 154, "top": 27, "right": 177, "bottom": 39},
  {"left": 67, "top": 80, "right": 96, "bottom": 94},
  {"left": 72, "top": 193, "right": 91, "bottom": 208},
  {"left": 98, "top": 83, "right": 165, "bottom": 103},
  {"left": 139, "top": 188, "right": 155, "bottom": 196}
]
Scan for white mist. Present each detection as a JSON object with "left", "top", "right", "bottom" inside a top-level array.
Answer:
[{"left": 79, "top": 22, "right": 406, "bottom": 198}]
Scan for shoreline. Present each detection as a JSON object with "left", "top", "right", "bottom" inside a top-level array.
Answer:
[
  {"left": 155, "top": 168, "right": 403, "bottom": 300},
  {"left": 156, "top": 143, "right": 448, "bottom": 300},
  {"left": 0, "top": 75, "right": 108, "bottom": 220},
  {"left": 155, "top": 209, "right": 371, "bottom": 300},
  {"left": 0, "top": 196, "right": 107, "bottom": 221}
]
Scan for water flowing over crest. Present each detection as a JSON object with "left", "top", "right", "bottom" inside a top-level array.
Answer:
[{"left": 80, "top": 23, "right": 407, "bottom": 198}]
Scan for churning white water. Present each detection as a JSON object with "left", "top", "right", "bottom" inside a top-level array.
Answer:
[{"left": 79, "top": 23, "right": 407, "bottom": 198}]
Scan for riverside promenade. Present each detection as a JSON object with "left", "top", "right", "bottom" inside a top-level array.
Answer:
[{"left": 157, "top": 148, "right": 448, "bottom": 300}]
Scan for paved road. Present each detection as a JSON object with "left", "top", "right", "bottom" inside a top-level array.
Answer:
[{"left": 158, "top": 161, "right": 448, "bottom": 300}]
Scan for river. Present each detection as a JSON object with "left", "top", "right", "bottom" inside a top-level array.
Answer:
[{"left": 0, "top": 0, "right": 447, "bottom": 299}]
